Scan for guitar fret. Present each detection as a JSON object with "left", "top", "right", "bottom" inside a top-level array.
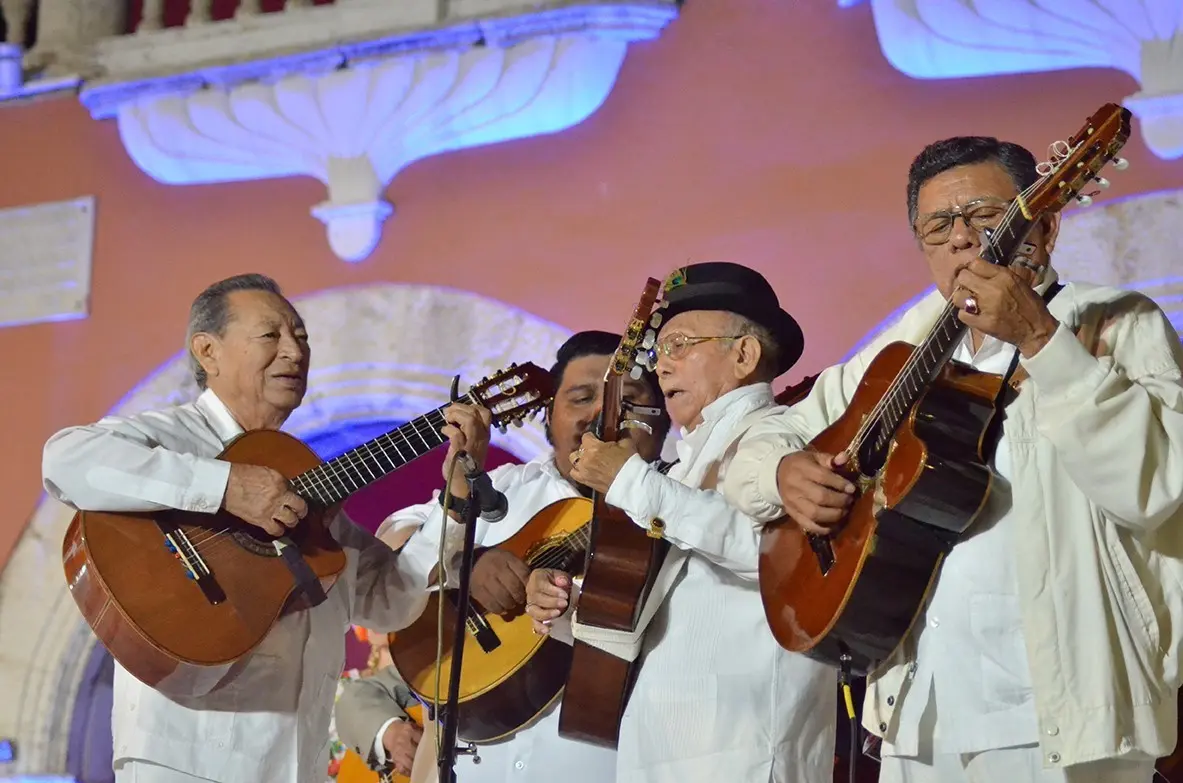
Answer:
[{"left": 284, "top": 384, "right": 538, "bottom": 508}]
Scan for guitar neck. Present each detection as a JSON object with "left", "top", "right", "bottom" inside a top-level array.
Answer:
[
  {"left": 290, "top": 392, "right": 477, "bottom": 506},
  {"left": 859, "top": 208, "right": 1037, "bottom": 458}
]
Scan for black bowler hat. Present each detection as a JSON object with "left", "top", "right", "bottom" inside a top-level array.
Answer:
[{"left": 657, "top": 261, "right": 804, "bottom": 377}]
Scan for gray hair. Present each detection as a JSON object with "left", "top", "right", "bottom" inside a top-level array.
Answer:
[
  {"left": 187, "top": 273, "right": 284, "bottom": 389},
  {"left": 727, "top": 312, "right": 780, "bottom": 382}
]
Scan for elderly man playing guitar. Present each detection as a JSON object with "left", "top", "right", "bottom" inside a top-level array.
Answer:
[
  {"left": 42, "top": 273, "right": 428, "bottom": 783},
  {"left": 334, "top": 330, "right": 670, "bottom": 782},
  {"left": 723, "top": 134, "right": 1183, "bottom": 783},
  {"left": 525, "top": 262, "right": 837, "bottom": 783}
]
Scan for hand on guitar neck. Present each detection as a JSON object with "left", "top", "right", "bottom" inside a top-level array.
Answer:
[
  {"left": 776, "top": 450, "right": 857, "bottom": 536},
  {"left": 222, "top": 463, "right": 309, "bottom": 537},
  {"left": 437, "top": 400, "right": 532, "bottom": 616},
  {"left": 439, "top": 402, "right": 493, "bottom": 502}
]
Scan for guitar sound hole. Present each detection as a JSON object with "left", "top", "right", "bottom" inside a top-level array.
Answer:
[{"left": 230, "top": 529, "right": 283, "bottom": 557}]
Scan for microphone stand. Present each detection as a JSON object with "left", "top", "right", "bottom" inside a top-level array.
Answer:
[{"left": 437, "top": 456, "right": 482, "bottom": 783}]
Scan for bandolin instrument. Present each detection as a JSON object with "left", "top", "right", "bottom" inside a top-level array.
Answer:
[
  {"left": 63, "top": 364, "right": 552, "bottom": 690},
  {"left": 759, "top": 103, "right": 1133, "bottom": 676},
  {"left": 388, "top": 496, "right": 592, "bottom": 743},
  {"left": 557, "top": 278, "right": 670, "bottom": 747}
]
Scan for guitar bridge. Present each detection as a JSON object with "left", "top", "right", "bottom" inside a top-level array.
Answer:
[
  {"left": 447, "top": 592, "right": 501, "bottom": 653},
  {"left": 158, "top": 521, "right": 227, "bottom": 606}
]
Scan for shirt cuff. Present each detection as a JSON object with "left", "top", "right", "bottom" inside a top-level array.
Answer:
[
  {"left": 179, "top": 457, "right": 232, "bottom": 514},
  {"left": 757, "top": 446, "right": 795, "bottom": 514},
  {"left": 1019, "top": 322, "right": 1106, "bottom": 398},
  {"left": 373, "top": 716, "right": 402, "bottom": 766},
  {"left": 604, "top": 453, "right": 659, "bottom": 529}
]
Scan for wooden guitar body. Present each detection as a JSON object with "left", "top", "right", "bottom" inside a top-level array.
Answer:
[
  {"left": 760, "top": 341, "right": 1003, "bottom": 675},
  {"left": 390, "top": 497, "right": 591, "bottom": 743},
  {"left": 557, "top": 496, "right": 668, "bottom": 747},
  {"left": 62, "top": 429, "right": 346, "bottom": 690}
]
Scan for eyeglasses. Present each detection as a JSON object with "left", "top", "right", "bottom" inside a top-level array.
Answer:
[
  {"left": 913, "top": 199, "right": 1011, "bottom": 245},
  {"left": 651, "top": 333, "right": 741, "bottom": 361}
]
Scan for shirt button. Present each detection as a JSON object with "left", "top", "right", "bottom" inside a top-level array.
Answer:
[
  {"left": 514, "top": 761, "right": 524, "bottom": 770},
  {"left": 1046, "top": 726, "right": 1059, "bottom": 736},
  {"left": 929, "top": 617, "right": 940, "bottom": 628},
  {"left": 1047, "top": 752, "right": 1061, "bottom": 764},
  {"left": 886, "top": 696, "right": 895, "bottom": 706},
  {"left": 879, "top": 722, "right": 887, "bottom": 733}
]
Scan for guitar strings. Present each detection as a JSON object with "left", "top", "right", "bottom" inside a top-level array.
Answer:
[
  {"left": 841, "top": 179, "right": 1040, "bottom": 461},
  {"left": 848, "top": 133, "right": 1081, "bottom": 456},
  {"left": 183, "top": 402, "right": 470, "bottom": 555}
]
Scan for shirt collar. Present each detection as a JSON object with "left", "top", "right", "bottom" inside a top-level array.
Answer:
[
  {"left": 680, "top": 382, "right": 774, "bottom": 439},
  {"left": 195, "top": 388, "right": 246, "bottom": 446}
]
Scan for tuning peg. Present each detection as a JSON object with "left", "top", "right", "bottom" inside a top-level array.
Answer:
[
  {"left": 1077, "top": 194, "right": 1093, "bottom": 207},
  {"left": 514, "top": 418, "right": 524, "bottom": 427},
  {"left": 1094, "top": 177, "right": 1110, "bottom": 189},
  {"left": 642, "top": 330, "right": 656, "bottom": 349},
  {"left": 496, "top": 424, "right": 507, "bottom": 434},
  {"left": 1112, "top": 156, "right": 1129, "bottom": 170},
  {"left": 650, "top": 312, "right": 663, "bottom": 328},
  {"left": 630, "top": 365, "right": 643, "bottom": 380}
]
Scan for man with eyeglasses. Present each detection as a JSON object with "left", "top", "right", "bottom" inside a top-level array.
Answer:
[
  {"left": 525, "top": 262, "right": 837, "bottom": 783},
  {"left": 721, "top": 136, "right": 1183, "bottom": 783}
]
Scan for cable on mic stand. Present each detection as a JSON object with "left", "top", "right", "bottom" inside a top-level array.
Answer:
[{"left": 435, "top": 374, "right": 483, "bottom": 782}]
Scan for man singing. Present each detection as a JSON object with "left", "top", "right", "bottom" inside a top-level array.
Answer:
[
  {"left": 526, "top": 262, "right": 837, "bottom": 783},
  {"left": 43, "top": 273, "right": 427, "bottom": 783}
]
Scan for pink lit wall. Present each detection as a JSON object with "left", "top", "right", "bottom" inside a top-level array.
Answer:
[{"left": 3, "top": 0, "right": 1183, "bottom": 570}]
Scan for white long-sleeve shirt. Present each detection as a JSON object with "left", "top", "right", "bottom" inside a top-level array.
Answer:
[
  {"left": 722, "top": 272, "right": 1183, "bottom": 769},
  {"left": 605, "top": 383, "right": 836, "bottom": 783},
  {"left": 372, "top": 457, "right": 618, "bottom": 783},
  {"left": 888, "top": 332, "right": 1037, "bottom": 757},
  {"left": 42, "top": 389, "right": 428, "bottom": 783}
]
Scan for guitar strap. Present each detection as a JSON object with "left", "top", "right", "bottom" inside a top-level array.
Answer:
[
  {"left": 982, "top": 280, "right": 1065, "bottom": 460},
  {"left": 275, "top": 537, "right": 328, "bottom": 606}
]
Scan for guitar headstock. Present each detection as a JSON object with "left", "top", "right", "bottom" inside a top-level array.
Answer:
[
  {"left": 469, "top": 362, "right": 554, "bottom": 433},
  {"left": 1023, "top": 102, "right": 1132, "bottom": 216},
  {"left": 610, "top": 277, "right": 663, "bottom": 381}
]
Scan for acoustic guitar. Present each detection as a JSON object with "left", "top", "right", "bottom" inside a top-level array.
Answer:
[
  {"left": 558, "top": 278, "right": 671, "bottom": 747},
  {"left": 758, "top": 103, "right": 1133, "bottom": 676},
  {"left": 386, "top": 369, "right": 827, "bottom": 744},
  {"left": 388, "top": 496, "right": 591, "bottom": 743},
  {"left": 62, "top": 363, "right": 552, "bottom": 690}
]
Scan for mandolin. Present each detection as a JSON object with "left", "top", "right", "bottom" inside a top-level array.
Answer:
[
  {"left": 388, "top": 496, "right": 592, "bottom": 743},
  {"left": 758, "top": 103, "right": 1133, "bottom": 676},
  {"left": 63, "top": 364, "right": 552, "bottom": 691}
]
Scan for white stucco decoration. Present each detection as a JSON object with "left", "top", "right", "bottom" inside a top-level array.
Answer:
[
  {"left": 0, "top": 283, "right": 570, "bottom": 775},
  {"left": 851, "top": 0, "right": 1183, "bottom": 160}
]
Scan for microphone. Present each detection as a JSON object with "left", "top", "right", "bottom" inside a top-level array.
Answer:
[{"left": 456, "top": 452, "right": 508, "bottom": 523}]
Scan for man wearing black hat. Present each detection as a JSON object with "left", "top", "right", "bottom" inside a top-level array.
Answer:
[
  {"left": 334, "top": 330, "right": 671, "bottom": 783},
  {"left": 525, "top": 262, "right": 837, "bottom": 783}
]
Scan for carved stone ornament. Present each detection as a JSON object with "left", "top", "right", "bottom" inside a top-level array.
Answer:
[
  {"left": 77, "top": 2, "right": 679, "bottom": 262},
  {"left": 848, "top": 0, "right": 1183, "bottom": 160}
]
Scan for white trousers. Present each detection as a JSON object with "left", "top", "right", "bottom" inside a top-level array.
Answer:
[
  {"left": 115, "top": 760, "right": 218, "bottom": 783},
  {"left": 880, "top": 746, "right": 1156, "bottom": 783}
]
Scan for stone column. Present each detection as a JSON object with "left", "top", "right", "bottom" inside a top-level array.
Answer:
[
  {"left": 0, "top": 0, "right": 34, "bottom": 44},
  {"left": 25, "top": 0, "right": 127, "bottom": 77}
]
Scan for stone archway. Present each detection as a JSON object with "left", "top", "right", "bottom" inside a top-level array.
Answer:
[
  {"left": 0, "top": 283, "right": 570, "bottom": 776},
  {"left": 847, "top": 187, "right": 1183, "bottom": 352}
]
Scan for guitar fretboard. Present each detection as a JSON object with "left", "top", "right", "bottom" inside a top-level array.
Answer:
[
  {"left": 860, "top": 208, "right": 1035, "bottom": 458},
  {"left": 290, "top": 393, "right": 476, "bottom": 506}
]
